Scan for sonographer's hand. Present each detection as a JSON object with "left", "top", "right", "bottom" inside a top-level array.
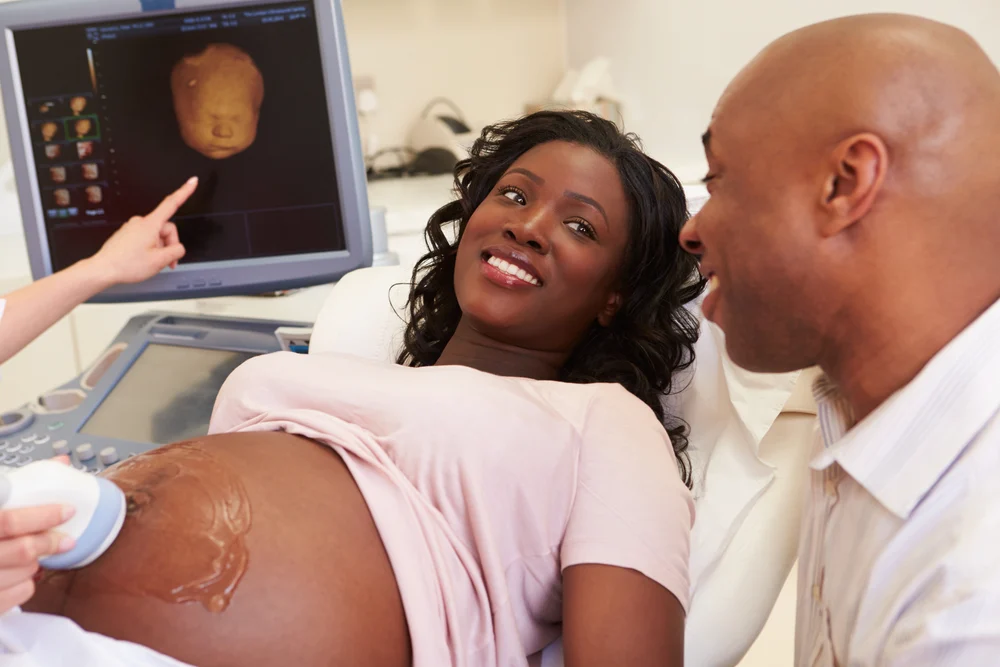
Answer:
[
  {"left": 0, "top": 457, "right": 75, "bottom": 614},
  {"left": 89, "top": 176, "right": 199, "bottom": 286}
]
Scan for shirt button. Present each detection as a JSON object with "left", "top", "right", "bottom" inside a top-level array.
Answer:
[
  {"left": 813, "top": 583, "right": 822, "bottom": 601},
  {"left": 824, "top": 478, "right": 838, "bottom": 496}
]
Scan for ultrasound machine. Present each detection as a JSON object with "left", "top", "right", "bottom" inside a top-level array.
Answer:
[{"left": 0, "top": 0, "right": 382, "bottom": 473}]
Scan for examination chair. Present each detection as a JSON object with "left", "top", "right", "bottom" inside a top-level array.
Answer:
[{"left": 310, "top": 265, "right": 819, "bottom": 667}]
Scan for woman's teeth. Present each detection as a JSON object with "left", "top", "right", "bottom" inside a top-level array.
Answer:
[
  {"left": 487, "top": 255, "right": 540, "bottom": 286},
  {"left": 708, "top": 275, "right": 720, "bottom": 292}
]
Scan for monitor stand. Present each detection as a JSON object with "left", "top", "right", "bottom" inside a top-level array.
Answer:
[{"left": 369, "top": 206, "right": 400, "bottom": 268}]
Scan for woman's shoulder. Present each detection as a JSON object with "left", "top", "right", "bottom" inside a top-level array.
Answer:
[
  {"left": 215, "top": 351, "right": 399, "bottom": 406},
  {"left": 578, "top": 381, "right": 665, "bottom": 428},
  {"left": 527, "top": 379, "right": 668, "bottom": 442},
  {"left": 229, "top": 350, "right": 398, "bottom": 379},
  {"left": 563, "top": 382, "right": 680, "bottom": 462}
]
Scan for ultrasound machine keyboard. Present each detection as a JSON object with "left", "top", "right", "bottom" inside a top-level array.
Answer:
[{"left": 0, "top": 311, "right": 309, "bottom": 475}]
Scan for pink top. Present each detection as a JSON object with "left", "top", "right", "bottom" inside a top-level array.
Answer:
[{"left": 209, "top": 351, "right": 694, "bottom": 667}]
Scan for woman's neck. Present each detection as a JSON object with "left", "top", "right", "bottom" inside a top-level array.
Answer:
[{"left": 434, "top": 317, "right": 567, "bottom": 381}]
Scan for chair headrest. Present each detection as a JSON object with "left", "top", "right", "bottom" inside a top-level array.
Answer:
[{"left": 310, "top": 265, "right": 413, "bottom": 363}]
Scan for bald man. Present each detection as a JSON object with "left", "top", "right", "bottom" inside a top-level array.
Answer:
[{"left": 680, "top": 13, "right": 1000, "bottom": 667}]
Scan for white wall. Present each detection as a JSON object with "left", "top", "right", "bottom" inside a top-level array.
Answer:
[
  {"left": 566, "top": 0, "right": 1000, "bottom": 183},
  {"left": 342, "top": 0, "right": 567, "bottom": 156}
]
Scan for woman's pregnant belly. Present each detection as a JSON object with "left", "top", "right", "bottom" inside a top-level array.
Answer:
[{"left": 25, "top": 432, "right": 411, "bottom": 667}]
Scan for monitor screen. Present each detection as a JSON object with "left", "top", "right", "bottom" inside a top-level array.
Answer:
[
  {"left": 0, "top": 0, "right": 372, "bottom": 302},
  {"left": 80, "top": 343, "right": 257, "bottom": 445},
  {"left": 16, "top": 1, "right": 344, "bottom": 270}
]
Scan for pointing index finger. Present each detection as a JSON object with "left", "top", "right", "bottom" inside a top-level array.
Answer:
[{"left": 148, "top": 176, "right": 198, "bottom": 224}]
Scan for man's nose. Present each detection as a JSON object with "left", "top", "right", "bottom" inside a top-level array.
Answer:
[{"left": 679, "top": 214, "right": 704, "bottom": 256}]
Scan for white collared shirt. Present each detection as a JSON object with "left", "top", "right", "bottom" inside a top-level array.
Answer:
[{"left": 796, "top": 297, "right": 1000, "bottom": 666}]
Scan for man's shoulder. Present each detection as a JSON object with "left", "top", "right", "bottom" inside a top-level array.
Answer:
[
  {"left": 850, "top": 416, "right": 1000, "bottom": 664},
  {"left": 933, "top": 406, "right": 1000, "bottom": 509},
  {"left": 905, "top": 408, "right": 1000, "bottom": 562}
]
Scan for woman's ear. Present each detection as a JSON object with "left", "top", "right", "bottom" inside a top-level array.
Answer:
[{"left": 598, "top": 292, "right": 622, "bottom": 327}]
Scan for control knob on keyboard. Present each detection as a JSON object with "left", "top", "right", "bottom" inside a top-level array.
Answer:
[
  {"left": 99, "top": 447, "right": 119, "bottom": 466},
  {"left": 75, "top": 444, "right": 95, "bottom": 462}
]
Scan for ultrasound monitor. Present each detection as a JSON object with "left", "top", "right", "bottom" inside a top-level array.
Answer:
[{"left": 0, "top": 0, "right": 372, "bottom": 302}]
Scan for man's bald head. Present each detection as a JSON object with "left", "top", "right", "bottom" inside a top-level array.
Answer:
[
  {"left": 719, "top": 14, "right": 1000, "bottom": 207},
  {"left": 680, "top": 15, "right": 1000, "bottom": 389}
]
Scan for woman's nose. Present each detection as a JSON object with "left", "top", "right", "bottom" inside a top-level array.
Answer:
[
  {"left": 503, "top": 214, "right": 551, "bottom": 253},
  {"left": 679, "top": 214, "right": 704, "bottom": 256}
]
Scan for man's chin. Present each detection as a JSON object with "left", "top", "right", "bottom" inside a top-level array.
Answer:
[
  {"left": 700, "top": 287, "right": 721, "bottom": 324},
  {"left": 724, "top": 337, "right": 810, "bottom": 374}
]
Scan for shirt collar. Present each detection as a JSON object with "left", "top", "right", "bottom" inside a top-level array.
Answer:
[{"left": 810, "top": 297, "right": 1000, "bottom": 519}]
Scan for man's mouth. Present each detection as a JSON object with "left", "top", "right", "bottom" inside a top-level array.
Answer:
[{"left": 481, "top": 251, "right": 542, "bottom": 287}]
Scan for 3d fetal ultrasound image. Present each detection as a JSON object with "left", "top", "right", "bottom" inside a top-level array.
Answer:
[
  {"left": 77, "top": 13, "right": 342, "bottom": 261},
  {"left": 170, "top": 43, "right": 265, "bottom": 161}
]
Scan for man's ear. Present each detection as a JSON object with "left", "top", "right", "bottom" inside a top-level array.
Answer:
[
  {"left": 598, "top": 292, "right": 622, "bottom": 327},
  {"left": 819, "top": 132, "right": 888, "bottom": 237}
]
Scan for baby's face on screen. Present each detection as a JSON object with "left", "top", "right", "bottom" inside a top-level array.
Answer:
[{"left": 171, "top": 44, "right": 265, "bottom": 160}]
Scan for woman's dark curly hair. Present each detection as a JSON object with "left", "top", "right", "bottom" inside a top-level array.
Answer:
[{"left": 396, "top": 110, "right": 705, "bottom": 486}]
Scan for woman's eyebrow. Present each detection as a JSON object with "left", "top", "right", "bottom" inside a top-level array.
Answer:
[
  {"left": 564, "top": 191, "right": 608, "bottom": 227},
  {"left": 505, "top": 167, "right": 544, "bottom": 185}
]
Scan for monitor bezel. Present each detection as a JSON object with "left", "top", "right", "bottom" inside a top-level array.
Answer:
[{"left": 0, "top": 0, "right": 372, "bottom": 303}]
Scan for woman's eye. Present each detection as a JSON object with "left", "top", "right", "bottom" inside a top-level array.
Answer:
[
  {"left": 499, "top": 186, "right": 526, "bottom": 205},
  {"left": 503, "top": 191, "right": 524, "bottom": 204},
  {"left": 567, "top": 220, "right": 596, "bottom": 239}
]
